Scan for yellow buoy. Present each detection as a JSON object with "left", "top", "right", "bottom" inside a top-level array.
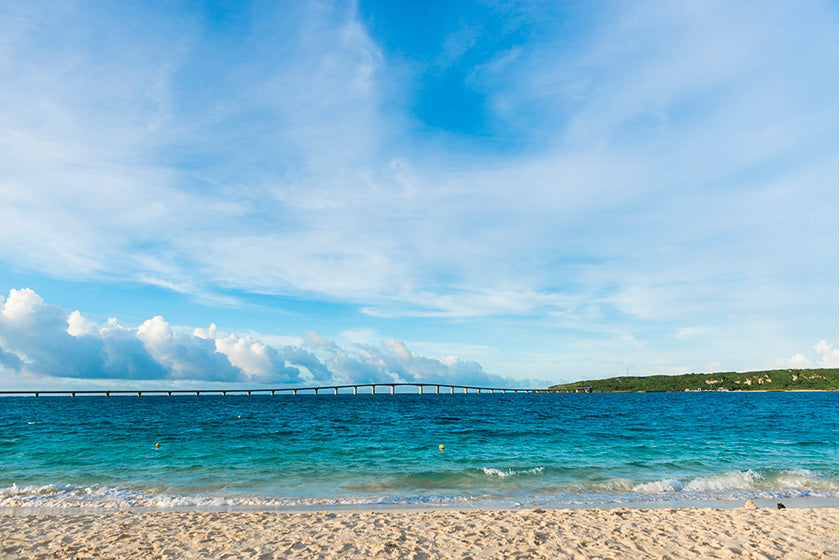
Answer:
[
  {"left": 439, "top": 444, "right": 445, "bottom": 451},
  {"left": 155, "top": 443, "right": 160, "bottom": 449},
  {"left": 237, "top": 415, "right": 242, "bottom": 419}
]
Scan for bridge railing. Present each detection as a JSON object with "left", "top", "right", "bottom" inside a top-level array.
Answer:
[{"left": 0, "top": 383, "right": 592, "bottom": 397}]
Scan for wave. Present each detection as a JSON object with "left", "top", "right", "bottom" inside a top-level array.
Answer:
[
  {"left": 583, "top": 469, "right": 838, "bottom": 502},
  {"left": 630, "top": 469, "right": 837, "bottom": 494},
  {"left": 1, "top": 469, "right": 835, "bottom": 510},
  {"left": 341, "top": 466, "right": 547, "bottom": 491},
  {"left": 481, "top": 467, "right": 545, "bottom": 478},
  {"left": 0, "top": 483, "right": 485, "bottom": 510}
]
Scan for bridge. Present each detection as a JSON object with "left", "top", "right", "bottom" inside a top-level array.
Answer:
[{"left": 0, "top": 382, "right": 592, "bottom": 397}]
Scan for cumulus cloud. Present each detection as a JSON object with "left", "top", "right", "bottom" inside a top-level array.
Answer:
[
  {"left": 769, "top": 340, "right": 839, "bottom": 369},
  {"left": 195, "top": 325, "right": 304, "bottom": 383},
  {"left": 297, "top": 334, "right": 517, "bottom": 387},
  {"left": 814, "top": 340, "right": 839, "bottom": 368},
  {"left": 770, "top": 353, "right": 814, "bottom": 369},
  {"left": 0, "top": 289, "right": 524, "bottom": 388},
  {"left": 0, "top": 288, "right": 216, "bottom": 381}
]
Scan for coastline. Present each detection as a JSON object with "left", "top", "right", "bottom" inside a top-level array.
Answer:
[
  {"left": 3, "top": 495, "right": 838, "bottom": 516},
  {"left": 2, "top": 505, "right": 837, "bottom": 559}
]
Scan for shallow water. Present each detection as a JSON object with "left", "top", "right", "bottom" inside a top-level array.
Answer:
[{"left": 1, "top": 391, "right": 836, "bottom": 509}]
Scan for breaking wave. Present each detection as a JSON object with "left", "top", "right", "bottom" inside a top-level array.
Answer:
[
  {"left": 2, "top": 469, "right": 835, "bottom": 510},
  {"left": 481, "top": 467, "right": 545, "bottom": 478}
]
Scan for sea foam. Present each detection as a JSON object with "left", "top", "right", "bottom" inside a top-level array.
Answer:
[
  {"left": 481, "top": 467, "right": 545, "bottom": 478},
  {"left": 0, "top": 483, "right": 491, "bottom": 510},
  {"left": 629, "top": 469, "right": 837, "bottom": 499}
]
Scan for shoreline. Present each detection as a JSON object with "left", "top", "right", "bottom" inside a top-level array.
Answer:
[
  {"left": 2, "top": 496, "right": 837, "bottom": 517},
  {"left": 2, "top": 506, "right": 837, "bottom": 559}
]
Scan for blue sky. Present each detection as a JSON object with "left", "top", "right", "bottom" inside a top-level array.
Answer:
[{"left": 0, "top": 0, "right": 837, "bottom": 390}]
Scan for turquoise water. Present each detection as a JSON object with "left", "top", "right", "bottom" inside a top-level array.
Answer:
[{"left": 1, "top": 392, "right": 837, "bottom": 509}]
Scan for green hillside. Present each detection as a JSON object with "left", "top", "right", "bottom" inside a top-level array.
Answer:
[{"left": 547, "top": 368, "right": 838, "bottom": 393}]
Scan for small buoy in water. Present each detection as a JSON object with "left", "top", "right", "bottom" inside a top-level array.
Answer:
[
  {"left": 439, "top": 444, "right": 445, "bottom": 451},
  {"left": 237, "top": 415, "right": 242, "bottom": 419},
  {"left": 155, "top": 443, "right": 160, "bottom": 449}
]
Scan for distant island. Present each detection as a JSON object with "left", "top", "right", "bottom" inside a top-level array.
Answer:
[{"left": 546, "top": 368, "right": 839, "bottom": 393}]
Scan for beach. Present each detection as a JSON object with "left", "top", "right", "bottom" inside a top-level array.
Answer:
[{"left": 1, "top": 506, "right": 837, "bottom": 559}]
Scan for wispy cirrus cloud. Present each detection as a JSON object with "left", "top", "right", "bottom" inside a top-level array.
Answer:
[
  {"left": 1, "top": 1, "right": 834, "bottom": 315},
  {"left": 0, "top": 1, "right": 835, "bottom": 380}
]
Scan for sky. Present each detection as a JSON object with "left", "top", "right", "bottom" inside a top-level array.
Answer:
[{"left": 0, "top": 0, "right": 837, "bottom": 390}]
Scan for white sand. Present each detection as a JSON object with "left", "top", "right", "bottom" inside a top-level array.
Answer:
[{"left": 0, "top": 506, "right": 837, "bottom": 559}]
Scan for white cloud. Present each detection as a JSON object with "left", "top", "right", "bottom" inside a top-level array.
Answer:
[
  {"left": 0, "top": 0, "right": 832, "bottom": 324},
  {"left": 769, "top": 341, "right": 839, "bottom": 370},
  {"left": 338, "top": 328, "right": 381, "bottom": 346},
  {"left": 0, "top": 289, "right": 525, "bottom": 388},
  {"left": 300, "top": 332, "right": 517, "bottom": 387},
  {"left": 133, "top": 315, "right": 244, "bottom": 382},
  {"left": 66, "top": 309, "right": 97, "bottom": 337},
  {"left": 210, "top": 331, "right": 302, "bottom": 383},
  {"left": 815, "top": 340, "right": 839, "bottom": 368},
  {"left": 770, "top": 353, "right": 814, "bottom": 369}
]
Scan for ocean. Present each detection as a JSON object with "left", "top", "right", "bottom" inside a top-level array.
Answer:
[{"left": 1, "top": 391, "right": 836, "bottom": 510}]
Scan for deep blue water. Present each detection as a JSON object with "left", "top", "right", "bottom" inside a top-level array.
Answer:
[{"left": 1, "top": 392, "right": 836, "bottom": 509}]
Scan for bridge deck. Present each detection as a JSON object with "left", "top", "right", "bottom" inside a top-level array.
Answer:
[{"left": 0, "top": 383, "right": 592, "bottom": 396}]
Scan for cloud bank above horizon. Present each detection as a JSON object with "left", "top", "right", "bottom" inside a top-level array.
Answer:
[
  {"left": 0, "top": 288, "right": 834, "bottom": 390},
  {"left": 0, "top": 1, "right": 836, "bottom": 384},
  {"left": 0, "top": 288, "right": 530, "bottom": 389}
]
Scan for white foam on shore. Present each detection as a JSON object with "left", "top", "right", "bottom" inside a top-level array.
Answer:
[
  {"left": 2, "top": 469, "right": 836, "bottom": 510},
  {"left": 482, "top": 467, "right": 545, "bottom": 478},
  {"left": 630, "top": 469, "right": 837, "bottom": 495},
  {"left": 0, "top": 484, "right": 485, "bottom": 510}
]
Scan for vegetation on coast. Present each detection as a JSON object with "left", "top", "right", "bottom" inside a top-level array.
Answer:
[{"left": 547, "top": 368, "right": 839, "bottom": 393}]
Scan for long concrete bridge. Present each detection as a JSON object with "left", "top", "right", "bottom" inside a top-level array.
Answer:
[{"left": 0, "top": 382, "right": 592, "bottom": 397}]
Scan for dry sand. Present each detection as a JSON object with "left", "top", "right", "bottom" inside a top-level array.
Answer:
[{"left": 1, "top": 506, "right": 837, "bottom": 559}]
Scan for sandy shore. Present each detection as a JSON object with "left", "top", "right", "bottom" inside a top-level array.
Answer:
[{"left": 1, "top": 506, "right": 837, "bottom": 559}]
